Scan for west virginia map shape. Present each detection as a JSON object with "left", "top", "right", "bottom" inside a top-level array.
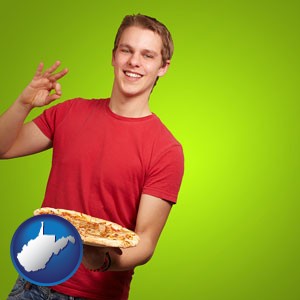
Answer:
[{"left": 17, "top": 221, "right": 75, "bottom": 272}]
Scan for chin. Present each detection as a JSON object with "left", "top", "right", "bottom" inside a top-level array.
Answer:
[{"left": 120, "top": 86, "right": 149, "bottom": 98}]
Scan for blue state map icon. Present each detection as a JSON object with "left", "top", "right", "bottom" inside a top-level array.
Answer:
[{"left": 10, "top": 214, "right": 83, "bottom": 286}]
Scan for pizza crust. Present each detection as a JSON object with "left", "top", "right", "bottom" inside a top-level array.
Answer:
[{"left": 33, "top": 207, "right": 140, "bottom": 248}]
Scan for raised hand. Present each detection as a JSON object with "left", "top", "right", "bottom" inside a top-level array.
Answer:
[{"left": 18, "top": 61, "right": 68, "bottom": 107}]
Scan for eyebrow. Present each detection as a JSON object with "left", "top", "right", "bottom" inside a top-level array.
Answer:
[{"left": 119, "top": 43, "right": 159, "bottom": 56}]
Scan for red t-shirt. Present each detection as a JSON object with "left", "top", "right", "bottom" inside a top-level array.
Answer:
[{"left": 33, "top": 98, "right": 184, "bottom": 299}]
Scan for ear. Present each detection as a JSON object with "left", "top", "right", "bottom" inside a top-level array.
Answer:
[{"left": 157, "top": 60, "right": 170, "bottom": 77}]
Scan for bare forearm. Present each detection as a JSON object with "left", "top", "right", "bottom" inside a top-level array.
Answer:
[
  {"left": 108, "top": 197, "right": 172, "bottom": 271},
  {"left": 0, "top": 99, "right": 32, "bottom": 156},
  {"left": 82, "top": 196, "right": 172, "bottom": 272},
  {"left": 109, "top": 236, "right": 155, "bottom": 271}
]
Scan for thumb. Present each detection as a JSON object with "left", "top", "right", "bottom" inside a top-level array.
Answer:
[
  {"left": 110, "top": 247, "right": 123, "bottom": 255},
  {"left": 53, "top": 82, "right": 62, "bottom": 96}
]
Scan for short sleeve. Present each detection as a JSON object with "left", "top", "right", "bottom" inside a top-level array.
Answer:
[
  {"left": 143, "top": 144, "right": 184, "bottom": 203},
  {"left": 33, "top": 100, "right": 75, "bottom": 140}
]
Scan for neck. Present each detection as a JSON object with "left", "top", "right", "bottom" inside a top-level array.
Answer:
[{"left": 110, "top": 85, "right": 152, "bottom": 118}]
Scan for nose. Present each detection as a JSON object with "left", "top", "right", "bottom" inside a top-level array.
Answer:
[{"left": 128, "top": 52, "right": 141, "bottom": 67}]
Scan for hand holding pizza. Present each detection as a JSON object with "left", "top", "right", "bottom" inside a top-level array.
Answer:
[
  {"left": 34, "top": 208, "right": 140, "bottom": 272},
  {"left": 82, "top": 245, "right": 122, "bottom": 271}
]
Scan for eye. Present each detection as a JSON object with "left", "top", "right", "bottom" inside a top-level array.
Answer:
[
  {"left": 144, "top": 53, "right": 154, "bottom": 59},
  {"left": 120, "top": 48, "right": 130, "bottom": 53}
]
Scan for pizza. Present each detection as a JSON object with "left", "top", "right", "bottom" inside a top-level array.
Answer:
[{"left": 33, "top": 207, "right": 140, "bottom": 248}]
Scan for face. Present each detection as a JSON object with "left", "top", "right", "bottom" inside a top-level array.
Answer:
[{"left": 112, "top": 26, "right": 170, "bottom": 99}]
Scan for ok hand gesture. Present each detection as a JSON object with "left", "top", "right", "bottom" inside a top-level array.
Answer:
[{"left": 18, "top": 61, "right": 68, "bottom": 108}]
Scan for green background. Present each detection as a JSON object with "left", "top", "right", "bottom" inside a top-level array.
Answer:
[{"left": 0, "top": 0, "right": 299, "bottom": 299}]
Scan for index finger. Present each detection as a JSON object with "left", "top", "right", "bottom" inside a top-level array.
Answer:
[
  {"left": 50, "top": 68, "right": 69, "bottom": 82},
  {"left": 43, "top": 60, "right": 62, "bottom": 77}
]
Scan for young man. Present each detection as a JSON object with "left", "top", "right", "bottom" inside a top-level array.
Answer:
[{"left": 2, "top": 14, "right": 184, "bottom": 299}]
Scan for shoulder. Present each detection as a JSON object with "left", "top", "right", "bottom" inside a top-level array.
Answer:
[
  {"left": 41, "top": 98, "right": 109, "bottom": 120},
  {"left": 147, "top": 115, "right": 184, "bottom": 166},
  {"left": 33, "top": 98, "right": 109, "bottom": 134},
  {"left": 151, "top": 115, "right": 182, "bottom": 149},
  {"left": 53, "top": 98, "right": 108, "bottom": 111}
]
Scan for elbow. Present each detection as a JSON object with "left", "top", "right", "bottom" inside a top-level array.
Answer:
[
  {"left": 0, "top": 150, "right": 12, "bottom": 159},
  {"left": 0, "top": 152, "right": 8, "bottom": 159},
  {"left": 0, "top": 145, "right": 13, "bottom": 159},
  {"left": 139, "top": 250, "right": 154, "bottom": 266},
  {"left": 135, "top": 239, "right": 156, "bottom": 267}
]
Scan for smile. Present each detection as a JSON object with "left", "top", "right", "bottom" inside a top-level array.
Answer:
[{"left": 124, "top": 71, "right": 143, "bottom": 78}]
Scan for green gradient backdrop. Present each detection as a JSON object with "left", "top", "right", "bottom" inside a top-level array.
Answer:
[{"left": 1, "top": 0, "right": 299, "bottom": 299}]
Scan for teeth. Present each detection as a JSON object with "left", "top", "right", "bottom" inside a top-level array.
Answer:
[{"left": 125, "top": 71, "right": 142, "bottom": 78}]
